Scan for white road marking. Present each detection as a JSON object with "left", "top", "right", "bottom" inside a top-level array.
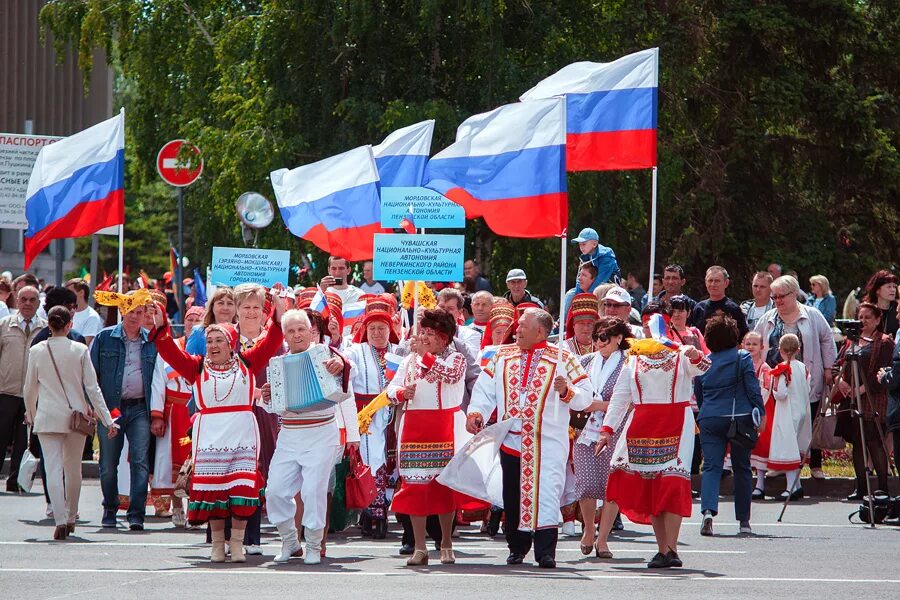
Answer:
[{"left": 0, "top": 567, "right": 897, "bottom": 584}]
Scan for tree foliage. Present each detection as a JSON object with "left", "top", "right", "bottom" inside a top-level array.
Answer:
[{"left": 42, "top": 0, "right": 899, "bottom": 303}]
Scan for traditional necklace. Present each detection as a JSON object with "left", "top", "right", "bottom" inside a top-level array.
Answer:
[{"left": 205, "top": 357, "right": 243, "bottom": 403}]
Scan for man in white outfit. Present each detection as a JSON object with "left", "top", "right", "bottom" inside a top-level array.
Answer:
[{"left": 261, "top": 310, "right": 356, "bottom": 564}]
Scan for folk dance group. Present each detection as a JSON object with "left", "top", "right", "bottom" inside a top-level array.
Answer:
[{"left": 54, "top": 282, "right": 801, "bottom": 571}]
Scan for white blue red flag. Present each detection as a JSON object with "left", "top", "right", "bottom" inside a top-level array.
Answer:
[
  {"left": 520, "top": 48, "right": 658, "bottom": 172},
  {"left": 24, "top": 109, "right": 125, "bottom": 267},
  {"left": 399, "top": 205, "right": 416, "bottom": 234},
  {"left": 271, "top": 146, "right": 388, "bottom": 261},
  {"left": 423, "top": 98, "right": 567, "bottom": 238},
  {"left": 384, "top": 352, "right": 404, "bottom": 381},
  {"left": 373, "top": 120, "right": 434, "bottom": 187}
]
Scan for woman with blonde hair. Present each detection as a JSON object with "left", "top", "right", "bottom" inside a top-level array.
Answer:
[
  {"left": 184, "top": 286, "right": 237, "bottom": 354},
  {"left": 806, "top": 275, "right": 836, "bottom": 326}
]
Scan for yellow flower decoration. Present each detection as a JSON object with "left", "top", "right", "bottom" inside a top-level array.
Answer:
[
  {"left": 627, "top": 338, "right": 676, "bottom": 357},
  {"left": 400, "top": 281, "right": 437, "bottom": 310},
  {"left": 93, "top": 288, "right": 154, "bottom": 315}
]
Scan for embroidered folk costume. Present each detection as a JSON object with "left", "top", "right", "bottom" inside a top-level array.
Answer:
[
  {"left": 600, "top": 338, "right": 711, "bottom": 525},
  {"left": 458, "top": 341, "right": 593, "bottom": 562},
  {"left": 751, "top": 360, "right": 812, "bottom": 472},
  {"left": 153, "top": 320, "right": 284, "bottom": 525},
  {"left": 149, "top": 335, "right": 193, "bottom": 498},
  {"left": 388, "top": 347, "right": 468, "bottom": 515},
  {"left": 266, "top": 340, "right": 352, "bottom": 564},
  {"left": 344, "top": 298, "right": 401, "bottom": 534}
]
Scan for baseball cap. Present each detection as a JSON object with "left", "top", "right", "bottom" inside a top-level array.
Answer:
[
  {"left": 572, "top": 228, "right": 599, "bottom": 244},
  {"left": 602, "top": 285, "right": 632, "bottom": 306},
  {"left": 506, "top": 269, "right": 527, "bottom": 282}
]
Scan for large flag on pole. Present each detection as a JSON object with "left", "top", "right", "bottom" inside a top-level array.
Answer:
[
  {"left": 24, "top": 109, "right": 126, "bottom": 268},
  {"left": 520, "top": 48, "right": 658, "bottom": 172},
  {"left": 373, "top": 120, "right": 435, "bottom": 187},
  {"left": 423, "top": 98, "right": 567, "bottom": 238},
  {"left": 271, "top": 146, "right": 386, "bottom": 261}
]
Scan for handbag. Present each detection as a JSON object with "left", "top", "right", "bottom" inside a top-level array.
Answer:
[
  {"left": 569, "top": 409, "right": 590, "bottom": 430},
  {"left": 726, "top": 354, "right": 758, "bottom": 450},
  {"left": 16, "top": 427, "right": 39, "bottom": 493},
  {"left": 344, "top": 446, "right": 377, "bottom": 510},
  {"left": 173, "top": 458, "right": 193, "bottom": 499},
  {"left": 810, "top": 391, "right": 846, "bottom": 451},
  {"left": 48, "top": 345, "right": 95, "bottom": 437}
]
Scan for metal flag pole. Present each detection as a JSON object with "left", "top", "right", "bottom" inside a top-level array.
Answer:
[
  {"left": 555, "top": 231, "right": 568, "bottom": 419},
  {"left": 647, "top": 166, "right": 658, "bottom": 300}
]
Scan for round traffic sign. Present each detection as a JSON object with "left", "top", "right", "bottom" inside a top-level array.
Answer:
[{"left": 156, "top": 139, "right": 203, "bottom": 187}]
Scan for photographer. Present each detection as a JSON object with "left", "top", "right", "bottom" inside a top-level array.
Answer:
[
  {"left": 834, "top": 303, "right": 894, "bottom": 499},
  {"left": 755, "top": 275, "right": 836, "bottom": 480},
  {"left": 320, "top": 256, "right": 364, "bottom": 335}
]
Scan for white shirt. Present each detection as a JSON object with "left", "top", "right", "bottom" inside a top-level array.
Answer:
[
  {"left": 327, "top": 285, "right": 365, "bottom": 307},
  {"left": 73, "top": 306, "right": 103, "bottom": 339},
  {"left": 0, "top": 301, "right": 8, "bottom": 320},
  {"left": 360, "top": 281, "right": 386, "bottom": 295}
]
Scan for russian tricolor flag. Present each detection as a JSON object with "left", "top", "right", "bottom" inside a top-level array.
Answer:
[
  {"left": 24, "top": 109, "right": 125, "bottom": 268},
  {"left": 520, "top": 48, "right": 658, "bottom": 172},
  {"left": 384, "top": 352, "right": 404, "bottom": 381},
  {"left": 423, "top": 98, "right": 567, "bottom": 238},
  {"left": 373, "top": 120, "right": 434, "bottom": 187},
  {"left": 272, "top": 146, "right": 388, "bottom": 261},
  {"left": 342, "top": 300, "right": 366, "bottom": 332},
  {"left": 310, "top": 288, "right": 330, "bottom": 319}
]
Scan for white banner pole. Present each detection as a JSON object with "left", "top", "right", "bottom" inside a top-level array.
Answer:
[
  {"left": 116, "top": 224, "right": 124, "bottom": 323},
  {"left": 647, "top": 166, "right": 658, "bottom": 303}
]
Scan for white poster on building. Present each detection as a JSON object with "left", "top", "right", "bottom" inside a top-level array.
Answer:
[{"left": 0, "top": 133, "right": 61, "bottom": 229}]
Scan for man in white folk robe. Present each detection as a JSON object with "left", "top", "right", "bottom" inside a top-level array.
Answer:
[{"left": 462, "top": 308, "right": 593, "bottom": 569}]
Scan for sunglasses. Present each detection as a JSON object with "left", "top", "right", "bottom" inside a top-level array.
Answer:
[
  {"left": 593, "top": 331, "right": 612, "bottom": 343},
  {"left": 772, "top": 292, "right": 794, "bottom": 301}
]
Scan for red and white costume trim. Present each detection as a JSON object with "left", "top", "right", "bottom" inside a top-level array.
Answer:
[{"left": 751, "top": 360, "right": 811, "bottom": 471}]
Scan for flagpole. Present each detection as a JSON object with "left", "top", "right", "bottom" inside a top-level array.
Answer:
[
  {"left": 555, "top": 232, "right": 568, "bottom": 419},
  {"left": 116, "top": 224, "right": 124, "bottom": 323},
  {"left": 647, "top": 166, "right": 658, "bottom": 303}
]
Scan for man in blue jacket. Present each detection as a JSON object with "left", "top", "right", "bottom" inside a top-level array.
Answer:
[{"left": 90, "top": 299, "right": 160, "bottom": 530}]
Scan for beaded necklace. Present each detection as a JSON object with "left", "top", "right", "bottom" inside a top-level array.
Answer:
[{"left": 205, "top": 356, "right": 244, "bottom": 403}]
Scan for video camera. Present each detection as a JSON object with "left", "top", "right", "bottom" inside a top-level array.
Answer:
[{"left": 836, "top": 319, "right": 862, "bottom": 342}]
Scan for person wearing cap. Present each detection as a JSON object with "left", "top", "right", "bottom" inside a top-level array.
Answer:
[
  {"left": 503, "top": 269, "right": 544, "bottom": 309},
  {"left": 260, "top": 309, "right": 353, "bottom": 565},
  {"left": 602, "top": 286, "right": 644, "bottom": 339},
  {"left": 572, "top": 227, "right": 620, "bottom": 287},
  {"left": 147, "top": 293, "right": 285, "bottom": 563},
  {"left": 458, "top": 308, "right": 594, "bottom": 569},
  {"left": 344, "top": 296, "right": 402, "bottom": 539},
  {"left": 148, "top": 302, "right": 202, "bottom": 528}
]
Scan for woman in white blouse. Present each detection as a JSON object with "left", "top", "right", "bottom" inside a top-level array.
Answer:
[{"left": 25, "top": 306, "right": 119, "bottom": 540}]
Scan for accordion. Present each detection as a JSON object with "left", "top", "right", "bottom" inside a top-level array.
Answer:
[{"left": 264, "top": 345, "right": 351, "bottom": 414}]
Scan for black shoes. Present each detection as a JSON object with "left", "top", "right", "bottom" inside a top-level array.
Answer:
[
  {"left": 846, "top": 490, "right": 864, "bottom": 502},
  {"left": 648, "top": 552, "right": 672, "bottom": 569},
  {"left": 506, "top": 553, "right": 525, "bottom": 565},
  {"left": 360, "top": 513, "right": 373, "bottom": 537},
  {"left": 399, "top": 543, "right": 414, "bottom": 555},
  {"left": 751, "top": 488, "right": 765, "bottom": 500},
  {"left": 666, "top": 550, "right": 682, "bottom": 568},
  {"left": 372, "top": 518, "right": 387, "bottom": 539},
  {"left": 700, "top": 516, "right": 714, "bottom": 536},
  {"left": 612, "top": 512, "right": 624, "bottom": 531},
  {"left": 128, "top": 521, "right": 144, "bottom": 531},
  {"left": 781, "top": 489, "right": 804, "bottom": 501},
  {"left": 537, "top": 555, "right": 556, "bottom": 569}
]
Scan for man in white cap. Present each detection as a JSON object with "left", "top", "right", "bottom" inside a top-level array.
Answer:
[
  {"left": 602, "top": 286, "right": 644, "bottom": 338},
  {"left": 503, "top": 269, "right": 544, "bottom": 308}
]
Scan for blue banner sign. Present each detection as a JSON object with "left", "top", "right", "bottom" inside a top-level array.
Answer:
[
  {"left": 210, "top": 246, "right": 290, "bottom": 288},
  {"left": 373, "top": 233, "right": 465, "bottom": 281},
  {"left": 380, "top": 187, "right": 465, "bottom": 229}
]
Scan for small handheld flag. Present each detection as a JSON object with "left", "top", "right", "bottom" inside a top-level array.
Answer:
[{"left": 399, "top": 205, "right": 416, "bottom": 234}]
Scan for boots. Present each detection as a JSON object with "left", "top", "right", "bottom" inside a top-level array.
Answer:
[
  {"left": 210, "top": 520, "right": 226, "bottom": 563},
  {"left": 274, "top": 520, "right": 303, "bottom": 563},
  {"left": 304, "top": 527, "right": 324, "bottom": 565},
  {"left": 229, "top": 522, "right": 246, "bottom": 563}
]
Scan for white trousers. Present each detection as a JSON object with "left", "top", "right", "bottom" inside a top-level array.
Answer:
[
  {"left": 266, "top": 423, "right": 340, "bottom": 529},
  {"left": 38, "top": 432, "right": 86, "bottom": 526}
]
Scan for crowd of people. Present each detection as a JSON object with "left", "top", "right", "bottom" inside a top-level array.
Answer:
[{"left": 0, "top": 248, "right": 898, "bottom": 570}]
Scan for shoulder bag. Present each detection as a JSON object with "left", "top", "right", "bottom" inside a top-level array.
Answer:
[
  {"left": 726, "top": 353, "right": 758, "bottom": 450},
  {"left": 810, "top": 388, "right": 846, "bottom": 450},
  {"left": 47, "top": 344, "right": 96, "bottom": 437},
  {"left": 344, "top": 446, "right": 377, "bottom": 510}
]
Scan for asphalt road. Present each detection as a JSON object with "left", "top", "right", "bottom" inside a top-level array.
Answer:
[{"left": 1, "top": 481, "right": 897, "bottom": 599}]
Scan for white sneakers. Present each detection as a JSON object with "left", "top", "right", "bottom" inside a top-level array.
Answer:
[
  {"left": 561, "top": 521, "right": 580, "bottom": 537},
  {"left": 244, "top": 545, "right": 263, "bottom": 555}
]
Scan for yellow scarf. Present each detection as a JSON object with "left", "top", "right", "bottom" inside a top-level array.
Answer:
[
  {"left": 627, "top": 338, "right": 675, "bottom": 357},
  {"left": 93, "top": 288, "right": 154, "bottom": 315}
]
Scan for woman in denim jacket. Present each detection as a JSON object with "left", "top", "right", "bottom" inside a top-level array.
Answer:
[{"left": 694, "top": 315, "right": 765, "bottom": 536}]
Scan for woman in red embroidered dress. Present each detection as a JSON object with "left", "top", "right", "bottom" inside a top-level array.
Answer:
[
  {"left": 148, "top": 295, "right": 284, "bottom": 564},
  {"left": 596, "top": 314, "right": 711, "bottom": 569},
  {"left": 388, "top": 309, "right": 467, "bottom": 567}
]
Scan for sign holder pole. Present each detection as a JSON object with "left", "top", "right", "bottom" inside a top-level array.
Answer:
[
  {"left": 116, "top": 224, "right": 124, "bottom": 323},
  {"left": 176, "top": 187, "right": 184, "bottom": 327},
  {"left": 647, "top": 166, "right": 658, "bottom": 302},
  {"left": 555, "top": 231, "right": 568, "bottom": 419}
]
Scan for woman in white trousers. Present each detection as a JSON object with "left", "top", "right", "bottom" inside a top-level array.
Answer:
[{"left": 24, "top": 306, "right": 118, "bottom": 540}]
